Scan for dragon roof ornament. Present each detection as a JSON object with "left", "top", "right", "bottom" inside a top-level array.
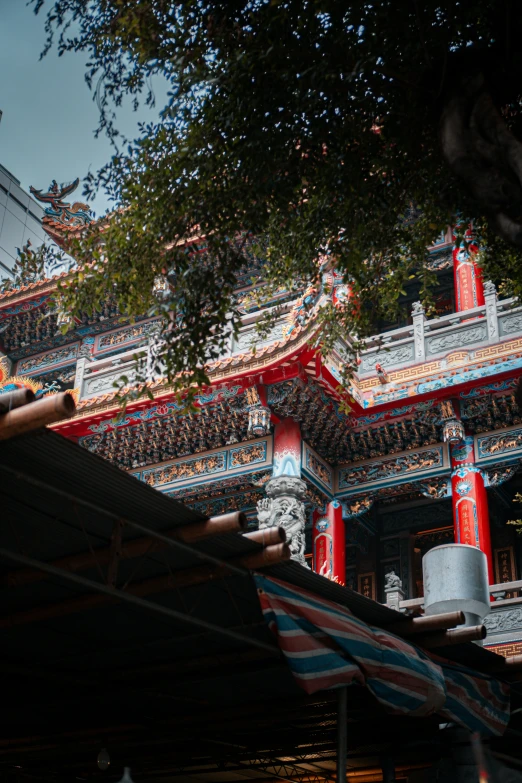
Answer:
[{"left": 30, "top": 178, "right": 92, "bottom": 230}]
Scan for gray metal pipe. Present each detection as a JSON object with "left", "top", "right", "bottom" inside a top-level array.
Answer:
[{"left": 337, "top": 687, "right": 348, "bottom": 783}]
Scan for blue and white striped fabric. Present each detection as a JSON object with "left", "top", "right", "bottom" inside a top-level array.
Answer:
[{"left": 255, "top": 574, "right": 510, "bottom": 735}]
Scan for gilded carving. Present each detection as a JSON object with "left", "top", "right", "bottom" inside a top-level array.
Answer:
[
  {"left": 99, "top": 319, "right": 159, "bottom": 349},
  {"left": 499, "top": 314, "right": 522, "bottom": 336},
  {"left": 143, "top": 452, "right": 227, "bottom": 487},
  {"left": 229, "top": 442, "right": 267, "bottom": 468},
  {"left": 338, "top": 447, "right": 443, "bottom": 489},
  {"left": 484, "top": 465, "right": 518, "bottom": 487},
  {"left": 478, "top": 428, "right": 522, "bottom": 457},
  {"left": 419, "top": 477, "right": 450, "bottom": 499},
  {"left": 343, "top": 495, "right": 374, "bottom": 517},
  {"left": 18, "top": 343, "right": 79, "bottom": 375}
]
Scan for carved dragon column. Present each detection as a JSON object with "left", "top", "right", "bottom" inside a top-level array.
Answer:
[
  {"left": 257, "top": 417, "right": 308, "bottom": 567},
  {"left": 442, "top": 402, "right": 494, "bottom": 583},
  {"left": 452, "top": 222, "right": 485, "bottom": 313}
]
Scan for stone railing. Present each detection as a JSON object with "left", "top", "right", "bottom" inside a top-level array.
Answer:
[
  {"left": 392, "top": 580, "right": 522, "bottom": 648},
  {"left": 359, "top": 289, "right": 519, "bottom": 376},
  {"left": 75, "top": 346, "right": 142, "bottom": 399},
  {"left": 73, "top": 288, "right": 520, "bottom": 399},
  {"left": 75, "top": 311, "right": 290, "bottom": 399}
]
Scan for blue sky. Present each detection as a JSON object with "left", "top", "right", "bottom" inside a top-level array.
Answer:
[{"left": 0, "top": 0, "right": 167, "bottom": 216}]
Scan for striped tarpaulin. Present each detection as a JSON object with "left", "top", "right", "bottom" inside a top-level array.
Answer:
[{"left": 255, "top": 574, "right": 510, "bottom": 735}]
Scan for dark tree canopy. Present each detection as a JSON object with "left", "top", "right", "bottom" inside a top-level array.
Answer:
[{"left": 32, "top": 0, "right": 522, "bottom": 390}]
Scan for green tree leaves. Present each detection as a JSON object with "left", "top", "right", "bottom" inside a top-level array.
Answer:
[{"left": 31, "top": 0, "right": 522, "bottom": 392}]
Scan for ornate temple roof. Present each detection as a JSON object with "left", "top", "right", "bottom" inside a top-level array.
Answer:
[{"left": 0, "top": 268, "right": 71, "bottom": 303}]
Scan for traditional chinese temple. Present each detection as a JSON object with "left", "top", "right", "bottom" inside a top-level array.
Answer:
[{"left": 2, "top": 180, "right": 522, "bottom": 656}]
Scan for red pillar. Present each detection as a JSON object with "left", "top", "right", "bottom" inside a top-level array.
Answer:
[
  {"left": 453, "top": 223, "right": 485, "bottom": 312},
  {"left": 273, "top": 417, "right": 301, "bottom": 477},
  {"left": 450, "top": 435, "right": 494, "bottom": 583},
  {"left": 312, "top": 501, "right": 346, "bottom": 585}
]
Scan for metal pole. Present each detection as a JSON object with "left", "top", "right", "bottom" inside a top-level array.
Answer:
[
  {"left": 0, "top": 546, "right": 279, "bottom": 655},
  {"left": 336, "top": 687, "right": 347, "bottom": 783},
  {"left": 380, "top": 755, "right": 396, "bottom": 783}
]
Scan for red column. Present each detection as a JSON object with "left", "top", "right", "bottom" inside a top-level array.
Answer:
[
  {"left": 273, "top": 417, "right": 301, "bottom": 477},
  {"left": 312, "top": 501, "right": 346, "bottom": 585},
  {"left": 450, "top": 435, "right": 493, "bottom": 583},
  {"left": 453, "top": 223, "right": 485, "bottom": 312}
]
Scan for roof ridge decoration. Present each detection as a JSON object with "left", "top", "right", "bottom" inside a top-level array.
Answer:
[
  {"left": 30, "top": 178, "right": 92, "bottom": 230},
  {"left": 0, "top": 269, "right": 71, "bottom": 305}
]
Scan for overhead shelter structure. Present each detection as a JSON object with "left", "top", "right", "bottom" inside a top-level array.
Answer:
[{"left": 0, "top": 418, "right": 522, "bottom": 782}]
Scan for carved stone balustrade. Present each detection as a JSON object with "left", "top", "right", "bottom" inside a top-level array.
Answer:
[
  {"left": 257, "top": 475, "right": 308, "bottom": 567},
  {"left": 73, "top": 290, "right": 522, "bottom": 398},
  {"left": 76, "top": 347, "right": 141, "bottom": 399},
  {"left": 359, "top": 290, "right": 521, "bottom": 377}
]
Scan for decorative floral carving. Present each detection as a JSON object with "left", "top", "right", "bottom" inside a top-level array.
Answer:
[
  {"left": 426, "top": 325, "right": 487, "bottom": 355},
  {"left": 483, "top": 465, "right": 518, "bottom": 488},
  {"left": 99, "top": 319, "right": 160, "bottom": 349},
  {"left": 484, "top": 607, "right": 522, "bottom": 634},
  {"left": 18, "top": 344, "right": 79, "bottom": 375},
  {"left": 85, "top": 368, "right": 137, "bottom": 396},
  {"left": 360, "top": 345, "right": 413, "bottom": 372},
  {"left": 500, "top": 314, "right": 522, "bottom": 335}
]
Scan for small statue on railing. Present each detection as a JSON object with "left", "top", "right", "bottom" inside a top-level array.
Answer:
[{"left": 384, "top": 570, "right": 402, "bottom": 592}]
